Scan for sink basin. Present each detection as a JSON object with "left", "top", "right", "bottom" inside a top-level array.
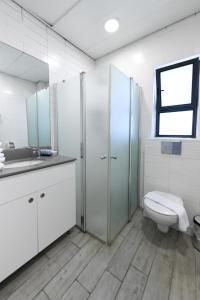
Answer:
[{"left": 4, "top": 160, "right": 44, "bottom": 169}]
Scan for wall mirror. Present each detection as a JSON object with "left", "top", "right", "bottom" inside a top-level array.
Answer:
[{"left": 0, "top": 41, "right": 50, "bottom": 149}]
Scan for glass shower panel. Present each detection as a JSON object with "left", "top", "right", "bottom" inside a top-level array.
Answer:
[
  {"left": 56, "top": 77, "right": 83, "bottom": 228},
  {"left": 26, "top": 93, "right": 38, "bottom": 147},
  {"left": 37, "top": 88, "right": 51, "bottom": 147},
  {"left": 110, "top": 66, "right": 130, "bottom": 241},
  {"left": 130, "top": 80, "right": 140, "bottom": 216},
  {"left": 85, "top": 65, "right": 110, "bottom": 242}
]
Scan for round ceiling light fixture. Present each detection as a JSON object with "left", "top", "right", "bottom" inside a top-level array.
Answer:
[{"left": 104, "top": 18, "right": 119, "bottom": 33}]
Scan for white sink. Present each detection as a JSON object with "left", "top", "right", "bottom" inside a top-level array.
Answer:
[{"left": 4, "top": 160, "right": 43, "bottom": 169}]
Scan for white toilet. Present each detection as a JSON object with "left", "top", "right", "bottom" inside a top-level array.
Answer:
[{"left": 144, "top": 191, "right": 182, "bottom": 233}]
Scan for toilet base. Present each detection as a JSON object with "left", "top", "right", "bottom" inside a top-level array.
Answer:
[{"left": 157, "top": 224, "right": 169, "bottom": 233}]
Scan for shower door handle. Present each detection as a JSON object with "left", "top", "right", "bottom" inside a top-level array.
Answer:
[
  {"left": 100, "top": 155, "right": 107, "bottom": 160},
  {"left": 111, "top": 156, "right": 117, "bottom": 159}
]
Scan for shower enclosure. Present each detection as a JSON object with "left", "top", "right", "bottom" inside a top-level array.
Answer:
[{"left": 56, "top": 65, "right": 140, "bottom": 244}]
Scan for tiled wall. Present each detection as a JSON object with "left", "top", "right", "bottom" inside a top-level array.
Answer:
[
  {"left": 0, "top": 0, "right": 95, "bottom": 148},
  {"left": 96, "top": 13, "right": 200, "bottom": 209},
  {"left": 144, "top": 139, "right": 200, "bottom": 228},
  {"left": 0, "top": 0, "right": 94, "bottom": 85}
]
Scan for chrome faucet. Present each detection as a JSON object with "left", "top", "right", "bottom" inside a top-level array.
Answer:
[{"left": 27, "top": 146, "right": 41, "bottom": 157}]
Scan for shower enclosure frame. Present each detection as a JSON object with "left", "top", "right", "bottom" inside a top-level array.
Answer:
[{"left": 56, "top": 68, "right": 139, "bottom": 245}]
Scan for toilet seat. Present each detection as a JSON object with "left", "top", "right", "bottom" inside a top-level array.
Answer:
[
  {"left": 144, "top": 198, "right": 177, "bottom": 216},
  {"left": 144, "top": 191, "right": 182, "bottom": 233}
]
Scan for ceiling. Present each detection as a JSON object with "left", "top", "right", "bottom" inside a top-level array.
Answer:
[
  {"left": 0, "top": 42, "right": 49, "bottom": 83},
  {"left": 15, "top": 0, "right": 200, "bottom": 59}
]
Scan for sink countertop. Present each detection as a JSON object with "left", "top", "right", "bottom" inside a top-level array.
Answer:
[{"left": 0, "top": 155, "right": 76, "bottom": 178}]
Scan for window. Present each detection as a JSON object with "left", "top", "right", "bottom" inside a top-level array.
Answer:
[{"left": 155, "top": 58, "right": 199, "bottom": 137}]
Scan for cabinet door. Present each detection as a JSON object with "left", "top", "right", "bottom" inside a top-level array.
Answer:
[
  {"left": 0, "top": 194, "right": 38, "bottom": 282},
  {"left": 38, "top": 180, "right": 76, "bottom": 251}
]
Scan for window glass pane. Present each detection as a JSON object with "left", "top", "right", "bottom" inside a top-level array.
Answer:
[
  {"left": 159, "top": 111, "right": 193, "bottom": 136},
  {"left": 161, "top": 64, "right": 193, "bottom": 106}
]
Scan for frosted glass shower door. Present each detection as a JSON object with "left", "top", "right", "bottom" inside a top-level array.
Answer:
[
  {"left": 37, "top": 88, "right": 51, "bottom": 147},
  {"left": 56, "top": 76, "right": 84, "bottom": 228},
  {"left": 26, "top": 93, "right": 38, "bottom": 147},
  {"left": 85, "top": 65, "right": 110, "bottom": 242},
  {"left": 109, "top": 66, "right": 130, "bottom": 241},
  {"left": 129, "top": 80, "right": 140, "bottom": 216}
]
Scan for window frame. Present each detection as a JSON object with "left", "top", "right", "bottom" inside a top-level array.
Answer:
[{"left": 155, "top": 57, "right": 199, "bottom": 138}]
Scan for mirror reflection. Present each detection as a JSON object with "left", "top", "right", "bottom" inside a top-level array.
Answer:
[{"left": 0, "top": 42, "right": 50, "bottom": 149}]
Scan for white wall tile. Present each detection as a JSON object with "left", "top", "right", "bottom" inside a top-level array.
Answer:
[
  {"left": 0, "top": 0, "right": 94, "bottom": 85},
  {"left": 181, "top": 140, "right": 200, "bottom": 160},
  {"left": 0, "top": 0, "right": 23, "bottom": 51},
  {"left": 144, "top": 153, "right": 170, "bottom": 181},
  {"left": 169, "top": 157, "right": 200, "bottom": 188},
  {"left": 0, "top": 0, "right": 94, "bottom": 150},
  {"left": 22, "top": 11, "right": 48, "bottom": 62}
]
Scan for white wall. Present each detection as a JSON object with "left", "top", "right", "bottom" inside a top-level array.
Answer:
[
  {"left": 0, "top": 0, "right": 94, "bottom": 84},
  {"left": 97, "top": 13, "right": 200, "bottom": 226},
  {"left": 0, "top": 0, "right": 95, "bottom": 149},
  {"left": 0, "top": 72, "right": 36, "bottom": 148}
]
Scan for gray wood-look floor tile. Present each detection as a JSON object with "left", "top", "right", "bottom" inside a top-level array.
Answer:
[
  {"left": 1, "top": 209, "right": 198, "bottom": 300},
  {"left": 119, "top": 209, "right": 143, "bottom": 238},
  {"left": 88, "top": 271, "right": 120, "bottom": 300},
  {"left": 78, "top": 234, "right": 123, "bottom": 292},
  {"left": 44, "top": 239, "right": 101, "bottom": 300},
  {"left": 6, "top": 240, "right": 79, "bottom": 300},
  {"left": 107, "top": 226, "right": 143, "bottom": 281},
  {"left": 61, "top": 281, "right": 89, "bottom": 300},
  {"left": 45, "top": 232, "right": 74, "bottom": 259},
  {"left": 116, "top": 266, "right": 147, "bottom": 300},
  {"left": 0, "top": 255, "right": 49, "bottom": 300},
  {"left": 69, "top": 231, "right": 91, "bottom": 248},
  {"left": 142, "top": 253, "right": 174, "bottom": 300},
  {"left": 46, "top": 240, "right": 79, "bottom": 263},
  {"left": 34, "top": 291, "right": 50, "bottom": 300},
  {"left": 132, "top": 222, "right": 159, "bottom": 275},
  {"left": 157, "top": 229, "right": 178, "bottom": 262},
  {"left": 169, "top": 234, "right": 196, "bottom": 300}
]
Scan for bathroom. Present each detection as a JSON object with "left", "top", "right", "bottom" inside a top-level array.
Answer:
[{"left": 0, "top": 0, "right": 200, "bottom": 299}]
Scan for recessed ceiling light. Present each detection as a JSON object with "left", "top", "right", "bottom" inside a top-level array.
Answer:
[{"left": 104, "top": 18, "right": 119, "bottom": 33}]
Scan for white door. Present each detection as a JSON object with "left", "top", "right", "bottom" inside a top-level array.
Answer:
[
  {"left": 0, "top": 194, "right": 38, "bottom": 282},
  {"left": 38, "top": 180, "right": 76, "bottom": 252}
]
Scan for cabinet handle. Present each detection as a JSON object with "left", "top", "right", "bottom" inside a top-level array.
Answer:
[
  {"left": 28, "top": 198, "right": 34, "bottom": 203},
  {"left": 40, "top": 193, "right": 45, "bottom": 198}
]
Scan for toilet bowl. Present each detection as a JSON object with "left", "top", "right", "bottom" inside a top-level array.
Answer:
[{"left": 144, "top": 192, "right": 180, "bottom": 233}]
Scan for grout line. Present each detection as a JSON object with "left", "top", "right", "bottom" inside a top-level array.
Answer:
[
  {"left": 139, "top": 232, "right": 164, "bottom": 300},
  {"left": 76, "top": 279, "right": 91, "bottom": 295},
  {"left": 40, "top": 241, "right": 87, "bottom": 293},
  {"left": 131, "top": 264, "right": 147, "bottom": 277},
  {"left": 167, "top": 232, "right": 180, "bottom": 300},
  {"left": 43, "top": 289, "right": 51, "bottom": 300}
]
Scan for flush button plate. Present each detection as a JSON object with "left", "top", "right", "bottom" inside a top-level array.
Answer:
[{"left": 161, "top": 141, "right": 182, "bottom": 155}]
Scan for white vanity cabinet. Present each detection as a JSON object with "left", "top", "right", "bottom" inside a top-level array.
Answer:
[
  {"left": 38, "top": 179, "right": 76, "bottom": 251},
  {"left": 0, "top": 162, "right": 76, "bottom": 282},
  {"left": 0, "top": 193, "right": 38, "bottom": 282}
]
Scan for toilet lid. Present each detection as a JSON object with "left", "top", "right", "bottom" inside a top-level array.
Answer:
[{"left": 144, "top": 198, "right": 177, "bottom": 216}]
